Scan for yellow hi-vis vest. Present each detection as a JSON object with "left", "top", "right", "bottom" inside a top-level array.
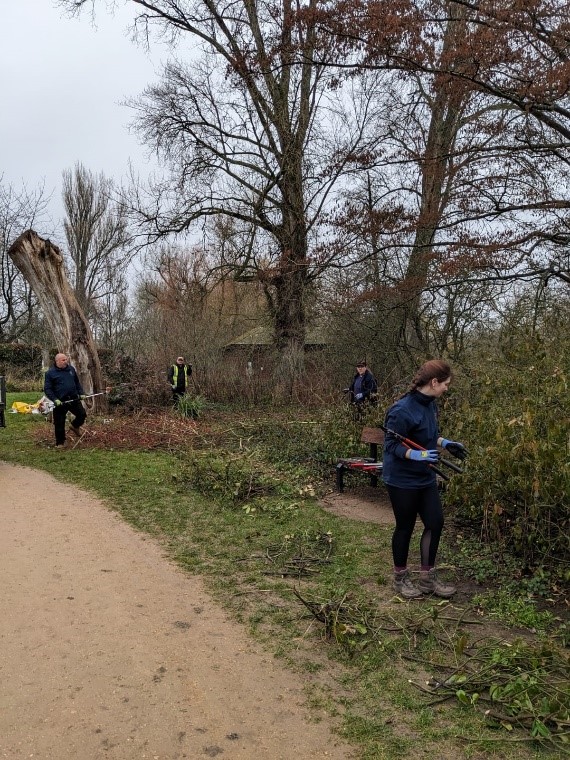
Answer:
[{"left": 172, "top": 364, "right": 190, "bottom": 387}]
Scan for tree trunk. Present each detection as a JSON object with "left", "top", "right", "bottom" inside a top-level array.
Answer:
[
  {"left": 271, "top": 258, "right": 308, "bottom": 399},
  {"left": 268, "top": 158, "right": 310, "bottom": 397},
  {"left": 8, "top": 230, "right": 104, "bottom": 406},
  {"left": 384, "top": 3, "right": 470, "bottom": 367}
]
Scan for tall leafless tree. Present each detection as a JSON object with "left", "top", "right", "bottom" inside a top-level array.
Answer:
[
  {"left": 62, "top": 0, "right": 388, "bottom": 390},
  {"left": 63, "top": 162, "right": 133, "bottom": 341},
  {"left": 315, "top": 0, "right": 570, "bottom": 372}
]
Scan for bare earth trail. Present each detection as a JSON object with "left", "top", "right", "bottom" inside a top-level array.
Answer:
[{"left": 0, "top": 462, "right": 353, "bottom": 760}]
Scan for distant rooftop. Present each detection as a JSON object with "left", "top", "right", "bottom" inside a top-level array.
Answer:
[{"left": 225, "top": 325, "right": 327, "bottom": 347}]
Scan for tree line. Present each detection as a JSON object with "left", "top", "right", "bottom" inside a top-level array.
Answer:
[{"left": 1, "top": 0, "right": 569, "bottom": 394}]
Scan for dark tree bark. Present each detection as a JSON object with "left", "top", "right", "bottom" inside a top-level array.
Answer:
[{"left": 397, "top": 7, "right": 471, "bottom": 354}]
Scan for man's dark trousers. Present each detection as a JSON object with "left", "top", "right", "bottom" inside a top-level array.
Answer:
[{"left": 53, "top": 399, "right": 86, "bottom": 445}]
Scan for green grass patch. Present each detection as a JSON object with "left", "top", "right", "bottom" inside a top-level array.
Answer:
[
  {"left": 472, "top": 589, "right": 555, "bottom": 632},
  {"left": 1, "top": 393, "right": 566, "bottom": 759}
]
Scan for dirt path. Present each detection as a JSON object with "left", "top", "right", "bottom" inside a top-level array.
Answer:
[
  {"left": 319, "top": 485, "right": 394, "bottom": 526},
  {"left": 0, "top": 462, "right": 353, "bottom": 760}
]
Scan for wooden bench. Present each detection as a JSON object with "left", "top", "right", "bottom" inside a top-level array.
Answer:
[{"left": 335, "top": 427, "right": 384, "bottom": 492}]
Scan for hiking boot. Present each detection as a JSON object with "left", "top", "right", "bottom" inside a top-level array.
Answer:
[
  {"left": 393, "top": 569, "right": 423, "bottom": 599},
  {"left": 69, "top": 426, "right": 84, "bottom": 439},
  {"left": 418, "top": 568, "right": 456, "bottom": 598}
]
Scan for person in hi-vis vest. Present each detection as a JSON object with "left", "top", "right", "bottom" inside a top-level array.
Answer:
[{"left": 167, "top": 356, "right": 192, "bottom": 400}]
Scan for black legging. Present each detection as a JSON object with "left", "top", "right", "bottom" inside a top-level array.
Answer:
[{"left": 386, "top": 483, "right": 444, "bottom": 568}]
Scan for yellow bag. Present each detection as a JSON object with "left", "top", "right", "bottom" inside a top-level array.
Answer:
[
  {"left": 11, "top": 400, "right": 42, "bottom": 414},
  {"left": 11, "top": 401, "right": 33, "bottom": 414}
]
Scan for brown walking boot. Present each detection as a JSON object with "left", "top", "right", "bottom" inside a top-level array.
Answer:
[
  {"left": 418, "top": 568, "right": 456, "bottom": 598},
  {"left": 69, "top": 425, "right": 84, "bottom": 439},
  {"left": 393, "top": 569, "right": 423, "bottom": 599}
]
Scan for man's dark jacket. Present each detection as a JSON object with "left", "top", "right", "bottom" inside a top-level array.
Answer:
[{"left": 44, "top": 364, "right": 84, "bottom": 402}]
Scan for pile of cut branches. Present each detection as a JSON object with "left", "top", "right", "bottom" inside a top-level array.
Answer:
[
  {"left": 293, "top": 589, "right": 569, "bottom": 750},
  {"left": 420, "top": 637, "right": 569, "bottom": 750},
  {"left": 33, "top": 411, "right": 200, "bottom": 451},
  {"left": 294, "top": 589, "right": 380, "bottom": 650},
  {"left": 261, "top": 531, "right": 333, "bottom": 578}
]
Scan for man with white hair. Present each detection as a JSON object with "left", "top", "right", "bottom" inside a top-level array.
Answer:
[{"left": 43, "top": 353, "right": 86, "bottom": 447}]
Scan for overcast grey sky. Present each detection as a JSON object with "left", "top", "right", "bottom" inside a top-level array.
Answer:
[{"left": 1, "top": 0, "right": 162, "bottom": 232}]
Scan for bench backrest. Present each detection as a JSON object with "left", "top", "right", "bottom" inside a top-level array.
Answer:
[
  {"left": 360, "top": 427, "right": 384, "bottom": 462},
  {"left": 360, "top": 427, "right": 384, "bottom": 445}
]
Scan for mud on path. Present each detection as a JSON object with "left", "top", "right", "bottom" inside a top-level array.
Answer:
[{"left": 0, "top": 462, "right": 352, "bottom": 760}]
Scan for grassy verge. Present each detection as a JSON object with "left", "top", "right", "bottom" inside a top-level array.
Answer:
[{"left": 1, "top": 394, "right": 566, "bottom": 759}]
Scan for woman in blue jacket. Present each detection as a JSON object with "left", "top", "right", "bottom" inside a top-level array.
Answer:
[{"left": 383, "top": 360, "right": 466, "bottom": 599}]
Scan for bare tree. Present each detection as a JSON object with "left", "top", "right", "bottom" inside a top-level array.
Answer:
[
  {"left": 134, "top": 241, "right": 266, "bottom": 366},
  {"left": 0, "top": 181, "right": 48, "bottom": 342},
  {"left": 422, "top": 0, "right": 570, "bottom": 143},
  {"left": 61, "top": 0, "right": 388, "bottom": 391},
  {"left": 60, "top": 0, "right": 570, "bottom": 390},
  {"left": 318, "top": 0, "right": 570, "bottom": 139},
  {"left": 92, "top": 264, "right": 132, "bottom": 352},
  {"left": 62, "top": 162, "right": 133, "bottom": 341},
  {"left": 316, "top": 1, "right": 570, "bottom": 374}
]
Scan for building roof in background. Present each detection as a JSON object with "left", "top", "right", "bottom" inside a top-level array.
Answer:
[{"left": 225, "top": 325, "right": 327, "bottom": 347}]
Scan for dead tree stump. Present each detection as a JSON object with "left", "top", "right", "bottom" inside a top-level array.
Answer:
[{"left": 8, "top": 229, "right": 104, "bottom": 408}]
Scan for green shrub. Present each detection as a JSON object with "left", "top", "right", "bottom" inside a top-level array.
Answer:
[
  {"left": 227, "top": 406, "right": 373, "bottom": 481},
  {"left": 181, "top": 449, "right": 282, "bottom": 506},
  {"left": 0, "top": 342, "right": 43, "bottom": 370},
  {"left": 0, "top": 343, "right": 44, "bottom": 392},
  {"left": 2, "top": 371, "right": 43, "bottom": 393},
  {"left": 443, "top": 296, "right": 570, "bottom": 580},
  {"left": 175, "top": 393, "right": 207, "bottom": 419}
]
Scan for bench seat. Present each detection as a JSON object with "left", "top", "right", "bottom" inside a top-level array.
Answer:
[{"left": 335, "top": 427, "right": 384, "bottom": 492}]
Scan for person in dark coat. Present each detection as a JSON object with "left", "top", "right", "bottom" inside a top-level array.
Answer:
[
  {"left": 167, "top": 356, "right": 192, "bottom": 401},
  {"left": 43, "top": 353, "right": 87, "bottom": 447},
  {"left": 348, "top": 360, "right": 378, "bottom": 406},
  {"left": 383, "top": 359, "right": 467, "bottom": 599}
]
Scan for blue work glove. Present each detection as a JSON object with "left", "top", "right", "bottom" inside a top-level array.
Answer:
[
  {"left": 54, "top": 399, "right": 62, "bottom": 407},
  {"left": 408, "top": 449, "right": 439, "bottom": 463},
  {"left": 441, "top": 439, "right": 468, "bottom": 460},
  {"left": 355, "top": 393, "right": 363, "bottom": 400}
]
